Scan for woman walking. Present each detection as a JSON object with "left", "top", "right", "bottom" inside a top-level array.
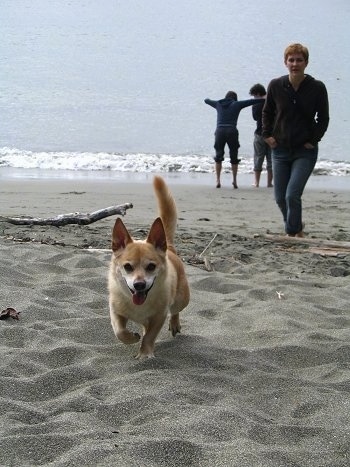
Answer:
[{"left": 262, "top": 43, "right": 329, "bottom": 237}]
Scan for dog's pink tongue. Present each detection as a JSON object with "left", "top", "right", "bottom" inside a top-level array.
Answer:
[{"left": 133, "top": 292, "right": 146, "bottom": 306}]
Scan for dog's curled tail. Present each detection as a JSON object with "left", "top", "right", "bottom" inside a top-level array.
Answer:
[{"left": 153, "top": 176, "right": 177, "bottom": 248}]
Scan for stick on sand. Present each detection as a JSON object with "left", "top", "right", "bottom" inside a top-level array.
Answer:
[{"left": 0, "top": 203, "right": 133, "bottom": 226}]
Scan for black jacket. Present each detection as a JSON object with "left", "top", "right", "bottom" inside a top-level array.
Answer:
[
  {"left": 252, "top": 100, "right": 264, "bottom": 135},
  {"left": 262, "top": 74, "right": 329, "bottom": 149}
]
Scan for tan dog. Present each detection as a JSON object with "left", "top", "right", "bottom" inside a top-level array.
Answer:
[{"left": 108, "top": 176, "right": 190, "bottom": 359}]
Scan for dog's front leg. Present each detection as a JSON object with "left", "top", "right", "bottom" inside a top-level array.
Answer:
[
  {"left": 169, "top": 313, "right": 181, "bottom": 336},
  {"left": 112, "top": 314, "right": 141, "bottom": 344},
  {"left": 135, "top": 313, "right": 167, "bottom": 359}
]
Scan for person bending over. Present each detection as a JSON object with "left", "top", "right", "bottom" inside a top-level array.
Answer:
[{"left": 205, "top": 91, "right": 263, "bottom": 188}]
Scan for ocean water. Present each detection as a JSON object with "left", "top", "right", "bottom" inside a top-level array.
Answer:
[{"left": 1, "top": 0, "right": 350, "bottom": 180}]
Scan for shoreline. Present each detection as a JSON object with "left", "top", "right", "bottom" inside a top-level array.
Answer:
[{"left": 1, "top": 167, "right": 349, "bottom": 191}]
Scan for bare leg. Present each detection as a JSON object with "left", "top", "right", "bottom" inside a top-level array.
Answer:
[
  {"left": 267, "top": 169, "right": 273, "bottom": 187},
  {"left": 253, "top": 170, "right": 261, "bottom": 187},
  {"left": 215, "top": 162, "right": 222, "bottom": 188},
  {"left": 231, "top": 163, "right": 238, "bottom": 188}
]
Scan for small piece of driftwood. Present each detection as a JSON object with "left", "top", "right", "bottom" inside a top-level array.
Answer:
[
  {"left": 0, "top": 203, "right": 133, "bottom": 226},
  {"left": 199, "top": 233, "right": 218, "bottom": 257}
]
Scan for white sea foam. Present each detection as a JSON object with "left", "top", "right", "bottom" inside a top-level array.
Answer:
[{"left": 0, "top": 147, "right": 349, "bottom": 177}]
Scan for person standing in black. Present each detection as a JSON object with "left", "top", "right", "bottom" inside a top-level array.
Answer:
[{"left": 249, "top": 83, "right": 273, "bottom": 188}]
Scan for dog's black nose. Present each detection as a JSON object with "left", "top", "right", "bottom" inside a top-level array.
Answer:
[{"left": 134, "top": 281, "right": 146, "bottom": 291}]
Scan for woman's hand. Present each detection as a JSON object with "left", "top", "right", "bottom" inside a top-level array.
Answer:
[{"left": 265, "top": 136, "right": 277, "bottom": 149}]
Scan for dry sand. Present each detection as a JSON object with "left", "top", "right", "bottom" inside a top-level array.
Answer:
[{"left": 0, "top": 176, "right": 349, "bottom": 466}]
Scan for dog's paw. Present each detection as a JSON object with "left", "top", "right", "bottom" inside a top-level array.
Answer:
[
  {"left": 134, "top": 351, "right": 155, "bottom": 360},
  {"left": 117, "top": 330, "right": 141, "bottom": 344},
  {"left": 169, "top": 323, "right": 181, "bottom": 337},
  {"left": 135, "top": 341, "right": 155, "bottom": 359}
]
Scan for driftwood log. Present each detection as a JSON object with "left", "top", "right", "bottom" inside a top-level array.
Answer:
[
  {"left": 0, "top": 203, "right": 133, "bottom": 226},
  {"left": 259, "top": 233, "right": 350, "bottom": 256},
  {"left": 261, "top": 233, "right": 350, "bottom": 250}
]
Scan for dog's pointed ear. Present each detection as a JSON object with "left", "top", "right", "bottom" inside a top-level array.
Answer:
[
  {"left": 112, "top": 218, "right": 133, "bottom": 252},
  {"left": 147, "top": 217, "right": 167, "bottom": 252}
]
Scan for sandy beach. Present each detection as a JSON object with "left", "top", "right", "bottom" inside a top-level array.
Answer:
[{"left": 1, "top": 175, "right": 349, "bottom": 466}]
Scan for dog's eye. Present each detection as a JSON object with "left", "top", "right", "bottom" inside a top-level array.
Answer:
[
  {"left": 146, "top": 263, "right": 156, "bottom": 272},
  {"left": 124, "top": 263, "right": 134, "bottom": 273}
]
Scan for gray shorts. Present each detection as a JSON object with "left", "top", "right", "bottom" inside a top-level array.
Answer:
[{"left": 253, "top": 134, "right": 272, "bottom": 171}]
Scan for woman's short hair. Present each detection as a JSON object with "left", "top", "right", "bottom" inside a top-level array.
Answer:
[
  {"left": 225, "top": 91, "right": 237, "bottom": 100},
  {"left": 284, "top": 43, "right": 309, "bottom": 63}
]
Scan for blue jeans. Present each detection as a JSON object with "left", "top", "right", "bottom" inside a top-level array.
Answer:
[{"left": 272, "top": 145, "right": 318, "bottom": 235}]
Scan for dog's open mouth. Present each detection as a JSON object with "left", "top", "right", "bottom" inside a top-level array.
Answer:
[
  {"left": 132, "top": 290, "right": 148, "bottom": 306},
  {"left": 128, "top": 281, "right": 155, "bottom": 306}
]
